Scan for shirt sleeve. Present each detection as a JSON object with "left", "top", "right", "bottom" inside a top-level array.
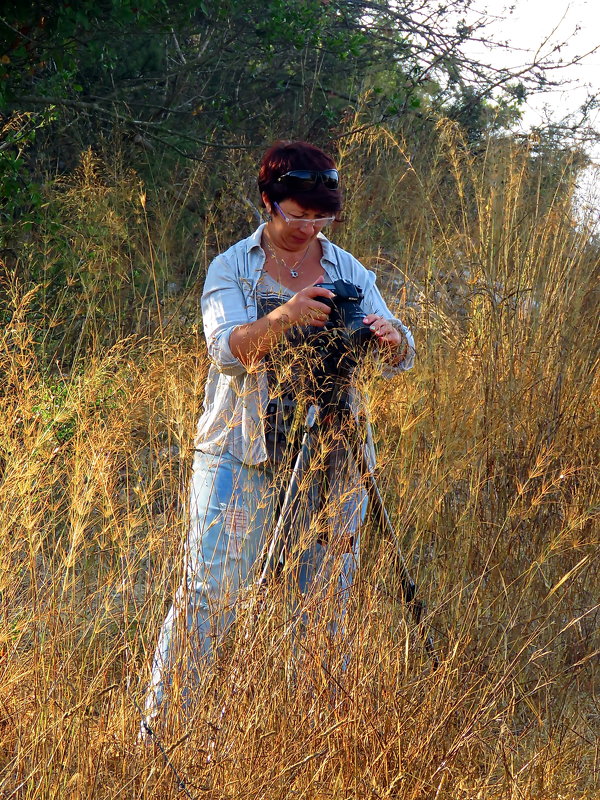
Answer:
[
  {"left": 201, "top": 252, "right": 250, "bottom": 376},
  {"left": 358, "top": 261, "right": 416, "bottom": 373}
]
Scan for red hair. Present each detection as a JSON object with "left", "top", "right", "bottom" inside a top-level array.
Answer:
[{"left": 257, "top": 140, "right": 342, "bottom": 215}]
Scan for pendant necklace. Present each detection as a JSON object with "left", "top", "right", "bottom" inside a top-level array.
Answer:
[{"left": 263, "top": 233, "right": 311, "bottom": 279}]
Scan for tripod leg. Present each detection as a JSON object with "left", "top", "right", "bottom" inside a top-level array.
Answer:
[
  {"left": 258, "top": 407, "right": 320, "bottom": 585},
  {"left": 347, "top": 432, "right": 438, "bottom": 665}
]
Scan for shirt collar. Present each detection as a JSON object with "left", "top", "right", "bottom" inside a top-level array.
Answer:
[
  {"left": 317, "top": 232, "right": 336, "bottom": 269},
  {"left": 246, "top": 223, "right": 267, "bottom": 253}
]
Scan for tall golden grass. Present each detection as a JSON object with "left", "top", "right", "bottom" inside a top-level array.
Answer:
[{"left": 0, "top": 126, "right": 598, "bottom": 799}]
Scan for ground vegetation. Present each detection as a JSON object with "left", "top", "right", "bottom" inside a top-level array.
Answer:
[{"left": 0, "top": 3, "right": 598, "bottom": 798}]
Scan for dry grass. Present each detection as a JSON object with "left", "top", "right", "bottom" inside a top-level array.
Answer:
[{"left": 0, "top": 127, "right": 598, "bottom": 799}]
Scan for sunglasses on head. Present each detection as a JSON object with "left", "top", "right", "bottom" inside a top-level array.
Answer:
[{"left": 277, "top": 169, "right": 339, "bottom": 190}]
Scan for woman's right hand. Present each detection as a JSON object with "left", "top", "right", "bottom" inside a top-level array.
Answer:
[
  {"left": 277, "top": 276, "right": 335, "bottom": 329},
  {"left": 229, "top": 277, "right": 335, "bottom": 368}
]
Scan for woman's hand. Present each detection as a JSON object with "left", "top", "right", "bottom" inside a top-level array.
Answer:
[
  {"left": 278, "top": 276, "right": 335, "bottom": 329},
  {"left": 363, "top": 313, "right": 409, "bottom": 364},
  {"left": 363, "top": 314, "right": 401, "bottom": 346},
  {"left": 229, "top": 277, "right": 334, "bottom": 369}
]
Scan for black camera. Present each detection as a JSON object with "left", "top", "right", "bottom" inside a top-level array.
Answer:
[
  {"left": 307, "top": 280, "right": 375, "bottom": 405},
  {"left": 315, "top": 280, "right": 374, "bottom": 352}
]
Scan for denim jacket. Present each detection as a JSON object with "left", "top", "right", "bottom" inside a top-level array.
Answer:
[{"left": 194, "top": 223, "right": 415, "bottom": 465}]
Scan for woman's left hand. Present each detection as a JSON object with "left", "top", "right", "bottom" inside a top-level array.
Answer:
[{"left": 363, "top": 314, "right": 402, "bottom": 347}]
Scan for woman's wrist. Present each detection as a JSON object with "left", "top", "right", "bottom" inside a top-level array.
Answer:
[
  {"left": 385, "top": 325, "right": 409, "bottom": 366},
  {"left": 268, "top": 304, "right": 294, "bottom": 334}
]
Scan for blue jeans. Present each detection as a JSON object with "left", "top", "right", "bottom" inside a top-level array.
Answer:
[{"left": 145, "top": 449, "right": 366, "bottom": 720}]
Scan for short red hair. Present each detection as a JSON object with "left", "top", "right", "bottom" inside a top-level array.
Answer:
[{"left": 257, "top": 140, "right": 342, "bottom": 215}]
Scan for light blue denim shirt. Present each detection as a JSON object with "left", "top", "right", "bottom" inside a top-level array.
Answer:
[{"left": 194, "top": 223, "right": 415, "bottom": 465}]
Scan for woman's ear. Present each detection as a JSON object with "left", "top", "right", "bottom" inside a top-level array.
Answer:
[{"left": 261, "top": 192, "right": 272, "bottom": 215}]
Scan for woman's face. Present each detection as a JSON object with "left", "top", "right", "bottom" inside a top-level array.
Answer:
[{"left": 263, "top": 194, "right": 334, "bottom": 249}]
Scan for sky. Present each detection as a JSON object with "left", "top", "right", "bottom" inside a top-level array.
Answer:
[
  {"left": 476, "top": 0, "right": 599, "bottom": 130},
  {"left": 468, "top": 0, "right": 600, "bottom": 127},
  {"left": 461, "top": 0, "right": 600, "bottom": 211}
]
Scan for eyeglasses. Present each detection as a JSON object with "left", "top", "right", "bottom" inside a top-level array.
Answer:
[
  {"left": 277, "top": 169, "right": 339, "bottom": 190},
  {"left": 274, "top": 202, "right": 335, "bottom": 228}
]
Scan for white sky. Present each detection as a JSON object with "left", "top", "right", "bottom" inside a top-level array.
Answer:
[
  {"left": 464, "top": 0, "right": 600, "bottom": 144},
  {"left": 462, "top": 0, "right": 599, "bottom": 213}
]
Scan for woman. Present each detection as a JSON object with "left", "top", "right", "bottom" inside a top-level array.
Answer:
[{"left": 145, "top": 141, "right": 415, "bottom": 723}]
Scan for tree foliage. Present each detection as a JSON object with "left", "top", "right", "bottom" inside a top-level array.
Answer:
[
  {"left": 1, "top": 1, "right": 594, "bottom": 363},
  {"left": 1, "top": 0, "right": 542, "bottom": 158}
]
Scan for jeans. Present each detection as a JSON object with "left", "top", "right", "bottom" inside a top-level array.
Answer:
[{"left": 144, "top": 448, "right": 366, "bottom": 721}]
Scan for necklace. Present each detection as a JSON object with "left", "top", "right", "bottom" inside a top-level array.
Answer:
[{"left": 263, "top": 233, "right": 311, "bottom": 279}]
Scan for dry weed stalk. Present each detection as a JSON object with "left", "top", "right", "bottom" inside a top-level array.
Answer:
[{"left": 0, "top": 129, "right": 598, "bottom": 799}]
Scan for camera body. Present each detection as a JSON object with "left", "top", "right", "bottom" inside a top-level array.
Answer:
[
  {"left": 315, "top": 280, "right": 373, "bottom": 351},
  {"left": 307, "top": 280, "right": 375, "bottom": 405}
]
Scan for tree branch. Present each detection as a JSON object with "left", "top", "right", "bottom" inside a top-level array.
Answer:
[{"left": 17, "top": 96, "right": 256, "bottom": 150}]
